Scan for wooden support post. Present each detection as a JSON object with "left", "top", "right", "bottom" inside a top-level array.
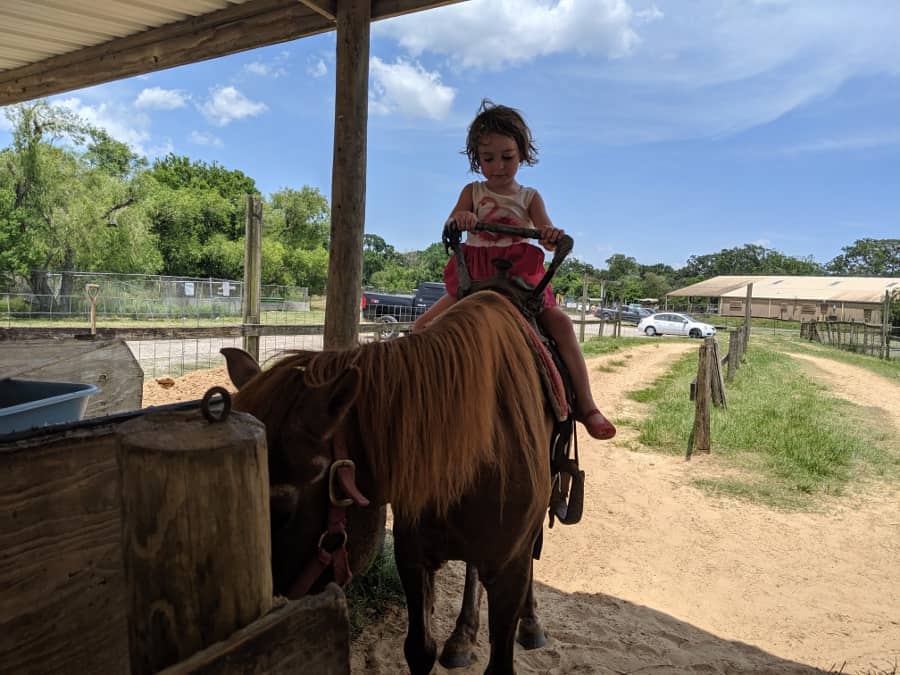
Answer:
[
  {"left": 117, "top": 409, "right": 273, "bottom": 675},
  {"left": 324, "top": 0, "right": 370, "bottom": 350},
  {"left": 691, "top": 339, "right": 712, "bottom": 455},
  {"left": 727, "top": 329, "right": 740, "bottom": 382},
  {"left": 243, "top": 194, "right": 263, "bottom": 362},
  {"left": 743, "top": 282, "right": 753, "bottom": 352},
  {"left": 882, "top": 290, "right": 891, "bottom": 360}
]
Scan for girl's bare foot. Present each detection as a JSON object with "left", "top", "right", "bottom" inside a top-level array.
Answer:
[{"left": 577, "top": 408, "right": 616, "bottom": 440}]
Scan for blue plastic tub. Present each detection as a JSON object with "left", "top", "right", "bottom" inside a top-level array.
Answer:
[{"left": 0, "top": 379, "right": 100, "bottom": 435}]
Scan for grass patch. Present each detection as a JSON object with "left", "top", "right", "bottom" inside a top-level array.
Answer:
[
  {"left": 629, "top": 343, "right": 900, "bottom": 509},
  {"left": 345, "top": 530, "right": 405, "bottom": 638},
  {"left": 581, "top": 336, "right": 649, "bottom": 357}
]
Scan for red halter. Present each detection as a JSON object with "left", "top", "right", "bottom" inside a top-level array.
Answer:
[{"left": 286, "top": 425, "right": 370, "bottom": 599}]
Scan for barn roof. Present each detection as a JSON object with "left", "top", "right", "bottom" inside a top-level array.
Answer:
[
  {"left": 0, "top": 0, "right": 462, "bottom": 105},
  {"left": 668, "top": 275, "right": 900, "bottom": 304}
]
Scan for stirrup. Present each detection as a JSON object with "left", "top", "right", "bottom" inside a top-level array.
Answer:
[{"left": 548, "top": 457, "right": 584, "bottom": 526}]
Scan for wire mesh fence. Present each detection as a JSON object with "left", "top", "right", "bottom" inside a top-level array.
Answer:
[{"left": 1, "top": 271, "right": 312, "bottom": 326}]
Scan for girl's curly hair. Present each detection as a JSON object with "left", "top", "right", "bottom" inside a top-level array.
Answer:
[{"left": 464, "top": 99, "right": 538, "bottom": 172}]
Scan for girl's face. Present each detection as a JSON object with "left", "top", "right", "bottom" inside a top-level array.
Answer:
[{"left": 477, "top": 133, "right": 521, "bottom": 193}]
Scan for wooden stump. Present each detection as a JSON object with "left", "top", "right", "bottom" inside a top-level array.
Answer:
[{"left": 117, "top": 408, "right": 272, "bottom": 675}]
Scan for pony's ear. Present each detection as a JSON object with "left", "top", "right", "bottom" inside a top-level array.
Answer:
[
  {"left": 221, "top": 347, "right": 260, "bottom": 389},
  {"left": 317, "top": 366, "right": 362, "bottom": 441}
]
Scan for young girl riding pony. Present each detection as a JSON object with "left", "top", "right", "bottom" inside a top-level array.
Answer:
[{"left": 414, "top": 100, "right": 615, "bottom": 440}]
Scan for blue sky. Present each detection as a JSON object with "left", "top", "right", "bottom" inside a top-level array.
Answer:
[{"left": 2, "top": 0, "right": 898, "bottom": 271}]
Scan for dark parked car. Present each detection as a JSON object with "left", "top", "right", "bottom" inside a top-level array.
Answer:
[
  {"left": 594, "top": 306, "right": 652, "bottom": 324},
  {"left": 361, "top": 281, "right": 446, "bottom": 337}
]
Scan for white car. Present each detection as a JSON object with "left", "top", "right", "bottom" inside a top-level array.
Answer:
[{"left": 637, "top": 312, "right": 717, "bottom": 338}]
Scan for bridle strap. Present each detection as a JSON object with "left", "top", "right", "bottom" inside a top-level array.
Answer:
[{"left": 286, "top": 424, "right": 368, "bottom": 599}]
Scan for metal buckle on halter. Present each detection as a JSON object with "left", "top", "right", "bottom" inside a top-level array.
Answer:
[
  {"left": 328, "top": 459, "right": 356, "bottom": 507},
  {"left": 318, "top": 528, "right": 349, "bottom": 553}
]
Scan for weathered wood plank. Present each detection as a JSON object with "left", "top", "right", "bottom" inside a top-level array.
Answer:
[
  {"left": 160, "top": 586, "right": 350, "bottom": 675},
  {"left": 0, "top": 338, "right": 142, "bottom": 416},
  {"left": 0, "top": 425, "right": 129, "bottom": 674}
]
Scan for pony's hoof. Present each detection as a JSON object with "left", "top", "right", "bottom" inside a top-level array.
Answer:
[
  {"left": 439, "top": 641, "right": 477, "bottom": 669},
  {"left": 516, "top": 620, "right": 547, "bottom": 650}
]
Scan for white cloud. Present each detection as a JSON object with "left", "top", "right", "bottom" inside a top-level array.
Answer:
[
  {"left": 198, "top": 86, "right": 268, "bottom": 126},
  {"left": 147, "top": 139, "right": 174, "bottom": 159},
  {"left": 780, "top": 131, "right": 900, "bottom": 155},
  {"left": 375, "top": 0, "right": 643, "bottom": 69},
  {"left": 369, "top": 57, "right": 456, "bottom": 120},
  {"left": 57, "top": 97, "right": 151, "bottom": 154},
  {"left": 243, "top": 61, "right": 287, "bottom": 78},
  {"left": 307, "top": 59, "right": 328, "bottom": 78},
  {"left": 377, "top": 0, "right": 900, "bottom": 142},
  {"left": 134, "top": 87, "right": 188, "bottom": 110},
  {"left": 0, "top": 112, "right": 12, "bottom": 133},
  {"left": 189, "top": 130, "right": 224, "bottom": 147}
]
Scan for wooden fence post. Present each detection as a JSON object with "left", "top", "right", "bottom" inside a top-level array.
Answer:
[
  {"left": 709, "top": 337, "right": 726, "bottom": 408},
  {"left": 742, "top": 282, "right": 753, "bottom": 352},
  {"left": 883, "top": 290, "right": 891, "bottom": 360},
  {"left": 727, "top": 329, "right": 740, "bottom": 382},
  {"left": 117, "top": 408, "right": 273, "bottom": 675},
  {"left": 688, "top": 339, "right": 712, "bottom": 458},
  {"left": 242, "top": 194, "right": 263, "bottom": 362}
]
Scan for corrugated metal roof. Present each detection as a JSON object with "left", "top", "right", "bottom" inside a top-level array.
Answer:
[
  {"left": 0, "top": 0, "right": 465, "bottom": 105},
  {"left": 668, "top": 275, "right": 899, "bottom": 304},
  {"left": 0, "top": 0, "right": 247, "bottom": 71}
]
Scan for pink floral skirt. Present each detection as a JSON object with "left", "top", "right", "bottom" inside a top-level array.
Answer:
[{"left": 443, "top": 242, "right": 556, "bottom": 307}]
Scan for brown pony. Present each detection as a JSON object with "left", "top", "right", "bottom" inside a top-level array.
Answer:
[{"left": 224, "top": 290, "right": 553, "bottom": 675}]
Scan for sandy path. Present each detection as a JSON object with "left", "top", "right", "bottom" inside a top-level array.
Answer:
[{"left": 350, "top": 341, "right": 900, "bottom": 674}]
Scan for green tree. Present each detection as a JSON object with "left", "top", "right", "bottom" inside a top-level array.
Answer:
[
  {"left": 413, "top": 242, "right": 450, "bottom": 286},
  {"left": 827, "top": 239, "right": 900, "bottom": 276},
  {"left": 362, "top": 233, "right": 403, "bottom": 285},
  {"left": 0, "top": 100, "right": 159, "bottom": 302},
  {"left": 268, "top": 187, "right": 330, "bottom": 250},
  {"left": 148, "top": 154, "right": 257, "bottom": 240},
  {"left": 84, "top": 131, "right": 147, "bottom": 179},
  {"left": 288, "top": 247, "right": 329, "bottom": 294},
  {"left": 683, "top": 244, "right": 822, "bottom": 277},
  {"left": 605, "top": 253, "right": 640, "bottom": 281},
  {"left": 143, "top": 182, "right": 234, "bottom": 276}
]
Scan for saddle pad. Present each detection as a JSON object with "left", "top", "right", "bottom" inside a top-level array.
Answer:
[{"left": 511, "top": 310, "right": 570, "bottom": 423}]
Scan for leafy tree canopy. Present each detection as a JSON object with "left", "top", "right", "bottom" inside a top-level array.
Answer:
[
  {"left": 267, "top": 186, "right": 330, "bottom": 250},
  {"left": 827, "top": 238, "right": 900, "bottom": 276},
  {"left": 684, "top": 244, "right": 822, "bottom": 278}
]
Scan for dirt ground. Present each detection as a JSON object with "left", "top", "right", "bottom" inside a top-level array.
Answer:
[{"left": 142, "top": 341, "right": 900, "bottom": 674}]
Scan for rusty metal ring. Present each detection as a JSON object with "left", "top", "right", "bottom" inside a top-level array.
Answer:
[{"left": 201, "top": 386, "right": 232, "bottom": 423}]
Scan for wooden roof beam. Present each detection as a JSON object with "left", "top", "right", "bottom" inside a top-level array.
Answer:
[{"left": 298, "top": 0, "right": 336, "bottom": 22}]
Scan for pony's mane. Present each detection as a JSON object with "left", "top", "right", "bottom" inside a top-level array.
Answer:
[{"left": 243, "top": 291, "right": 550, "bottom": 522}]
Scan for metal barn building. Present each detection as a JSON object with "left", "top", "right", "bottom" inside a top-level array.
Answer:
[{"left": 667, "top": 275, "right": 898, "bottom": 323}]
